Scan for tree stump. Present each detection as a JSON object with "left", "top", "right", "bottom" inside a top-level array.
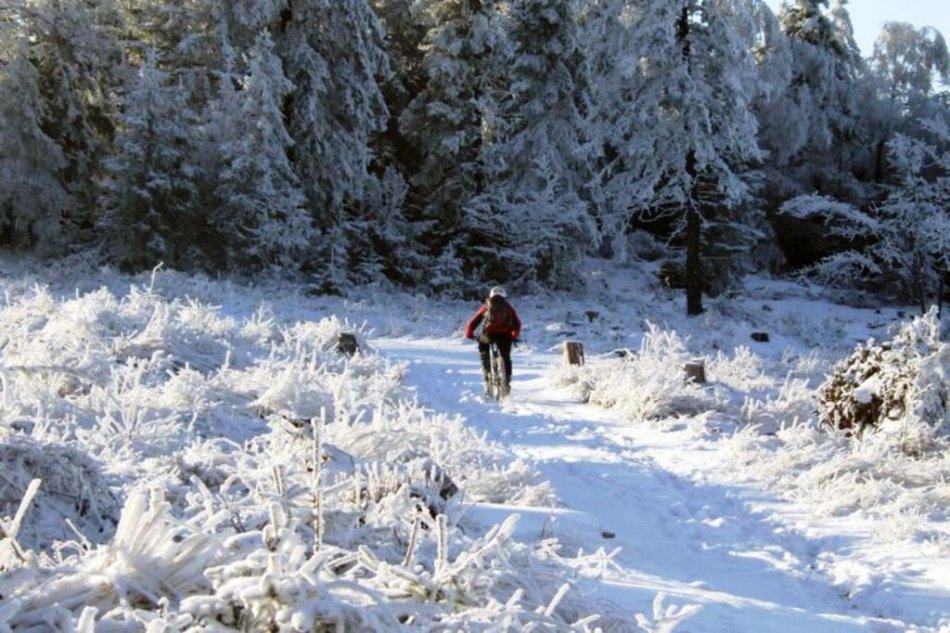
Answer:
[
  {"left": 336, "top": 333, "right": 359, "bottom": 356},
  {"left": 563, "top": 340, "right": 585, "bottom": 366},
  {"left": 684, "top": 358, "right": 706, "bottom": 384}
]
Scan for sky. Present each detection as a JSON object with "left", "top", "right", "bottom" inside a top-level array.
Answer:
[
  {"left": 2, "top": 255, "right": 948, "bottom": 630},
  {"left": 764, "top": 0, "right": 950, "bottom": 57}
]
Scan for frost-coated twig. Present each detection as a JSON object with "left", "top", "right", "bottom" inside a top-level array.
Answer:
[
  {"left": 146, "top": 262, "right": 163, "bottom": 295},
  {"left": 402, "top": 515, "right": 422, "bottom": 568},
  {"left": 542, "top": 583, "right": 571, "bottom": 617},
  {"left": 311, "top": 408, "right": 326, "bottom": 553},
  {"left": 635, "top": 592, "right": 703, "bottom": 633},
  {"left": 272, "top": 464, "right": 285, "bottom": 497},
  {"left": 0, "top": 478, "right": 42, "bottom": 563},
  {"left": 435, "top": 513, "right": 449, "bottom": 578}
]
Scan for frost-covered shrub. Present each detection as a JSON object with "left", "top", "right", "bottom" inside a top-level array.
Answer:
[
  {"left": 553, "top": 323, "right": 719, "bottom": 423},
  {"left": 0, "top": 266, "right": 627, "bottom": 631},
  {"left": 739, "top": 376, "right": 816, "bottom": 434},
  {"left": 707, "top": 345, "right": 777, "bottom": 395},
  {"left": 719, "top": 417, "right": 950, "bottom": 549},
  {"left": 817, "top": 307, "right": 950, "bottom": 453},
  {"left": 0, "top": 436, "right": 118, "bottom": 551}
]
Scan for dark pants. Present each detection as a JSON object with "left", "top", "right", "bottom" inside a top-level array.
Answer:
[{"left": 478, "top": 334, "right": 512, "bottom": 384}]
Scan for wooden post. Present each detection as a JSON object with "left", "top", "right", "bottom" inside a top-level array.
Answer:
[
  {"left": 684, "top": 358, "right": 706, "bottom": 384},
  {"left": 563, "top": 341, "right": 585, "bottom": 366}
]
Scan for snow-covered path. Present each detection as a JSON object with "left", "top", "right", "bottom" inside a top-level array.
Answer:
[{"left": 374, "top": 336, "right": 940, "bottom": 632}]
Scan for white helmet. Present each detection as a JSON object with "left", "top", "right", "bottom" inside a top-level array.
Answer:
[{"left": 489, "top": 285, "right": 507, "bottom": 298}]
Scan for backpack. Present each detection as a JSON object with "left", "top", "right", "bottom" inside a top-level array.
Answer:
[{"left": 483, "top": 295, "right": 515, "bottom": 334}]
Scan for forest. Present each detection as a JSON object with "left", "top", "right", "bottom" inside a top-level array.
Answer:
[{"left": 1, "top": 0, "right": 948, "bottom": 311}]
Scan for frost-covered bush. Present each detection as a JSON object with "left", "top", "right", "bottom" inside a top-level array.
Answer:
[
  {"left": 717, "top": 309, "right": 950, "bottom": 546},
  {"left": 817, "top": 307, "right": 950, "bottom": 453},
  {"left": 738, "top": 376, "right": 816, "bottom": 435},
  {"left": 551, "top": 323, "right": 720, "bottom": 423},
  {"left": 0, "top": 436, "right": 118, "bottom": 552},
  {"left": 719, "top": 415, "right": 950, "bottom": 550},
  {"left": 0, "top": 267, "right": 619, "bottom": 631}
]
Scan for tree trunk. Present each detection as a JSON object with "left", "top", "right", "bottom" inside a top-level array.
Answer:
[
  {"left": 874, "top": 140, "right": 887, "bottom": 184},
  {"left": 685, "top": 197, "right": 703, "bottom": 316},
  {"left": 939, "top": 272, "right": 945, "bottom": 319},
  {"left": 678, "top": 5, "right": 703, "bottom": 316}
]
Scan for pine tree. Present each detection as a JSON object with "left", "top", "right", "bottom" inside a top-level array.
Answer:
[
  {"left": 101, "top": 50, "right": 199, "bottom": 271},
  {"left": 614, "top": 0, "right": 763, "bottom": 314},
  {"left": 464, "top": 0, "right": 594, "bottom": 288},
  {"left": 582, "top": 0, "right": 672, "bottom": 257},
  {"left": 0, "top": 52, "right": 69, "bottom": 250},
  {"left": 398, "top": 0, "right": 508, "bottom": 263},
  {"left": 208, "top": 31, "right": 315, "bottom": 271},
  {"left": 760, "top": 0, "right": 870, "bottom": 200},
  {"left": 276, "top": 0, "right": 391, "bottom": 290},
  {"left": 0, "top": 0, "right": 122, "bottom": 249}
]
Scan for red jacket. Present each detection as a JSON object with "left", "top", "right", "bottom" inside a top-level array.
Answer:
[{"left": 465, "top": 296, "right": 521, "bottom": 340}]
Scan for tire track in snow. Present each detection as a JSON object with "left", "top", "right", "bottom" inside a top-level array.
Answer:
[{"left": 374, "top": 336, "right": 915, "bottom": 632}]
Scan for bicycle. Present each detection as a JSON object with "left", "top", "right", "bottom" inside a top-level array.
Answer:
[{"left": 487, "top": 340, "right": 509, "bottom": 400}]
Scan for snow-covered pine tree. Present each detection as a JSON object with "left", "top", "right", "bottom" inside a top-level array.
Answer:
[
  {"left": 117, "top": 0, "right": 220, "bottom": 106},
  {"left": 361, "top": 0, "right": 435, "bottom": 288},
  {"left": 212, "top": 31, "right": 315, "bottom": 272},
  {"left": 100, "top": 50, "right": 200, "bottom": 271},
  {"left": 275, "top": 0, "right": 391, "bottom": 291},
  {"left": 208, "top": 0, "right": 287, "bottom": 54},
  {"left": 464, "top": 0, "right": 594, "bottom": 289},
  {"left": 581, "top": 0, "right": 659, "bottom": 258},
  {"left": 759, "top": 0, "right": 871, "bottom": 202},
  {"left": 0, "top": 0, "right": 122, "bottom": 250},
  {"left": 779, "top": 114, "right": 949, "bottom": 309},
  {"left": 398, "top": 0, "right": 509, "bottom": 290},
  {"left": 0, "top": 51, "right": 69, "bottom": 251},
  {"left": 616, "top": 0, "right": 763, "bottom": 314}
]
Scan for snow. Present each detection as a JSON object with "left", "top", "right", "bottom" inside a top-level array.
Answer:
[
  {"left": 1, "top": 256, "right": 949, "bottom": 631},
  {"left": 377, "top": 337, "right": 948, "bottom": 631}
]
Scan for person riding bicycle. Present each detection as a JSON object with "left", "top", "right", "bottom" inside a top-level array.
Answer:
[{"left": 465, "top": 285, "right": 521, "bottom": 396}]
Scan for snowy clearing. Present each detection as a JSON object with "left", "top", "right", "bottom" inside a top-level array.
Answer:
[{"left": 0, "top": 258, "right": 948, "bottom": 631}]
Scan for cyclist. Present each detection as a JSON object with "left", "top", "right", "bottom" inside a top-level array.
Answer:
[{"left": 465, "top": 286, "right": 522, "bottom": 396}]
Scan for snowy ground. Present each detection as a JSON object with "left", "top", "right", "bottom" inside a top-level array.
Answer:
[
  {"left": 0, "top": 255, "right": 948, "bottom": 631},
  {"left": 376, "top": 335, "right": 950, "bottom": 632}
]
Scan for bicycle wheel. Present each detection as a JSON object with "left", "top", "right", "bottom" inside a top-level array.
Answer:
[
  {"left": 487, "top": 342, "right": 500, "bottom": 400},
  {"left": 495, "top": 345, "right": 508, "bottom": 397},
  {"left": 489, "top": 342, "right": 507, "bottom": 400}
]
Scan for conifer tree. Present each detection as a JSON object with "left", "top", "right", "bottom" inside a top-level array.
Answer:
[
  {"left": 398, "top": 0, "right": 508, "bottom": 277},
  {"left": 582, "top": 0, "right": 666, "bottom": 257},
  {"left": 465, "top": 0, "right": 594, "bottom": 288},
  {"left": 101, "top": 50, "right": 199, "bottom": 270},
  {"left": 0, "top": 0, "right": 121, "bottom": 249},
  {"left": 276, "top": 0, "right": 391, "bottom": 290},
  {"left": 213, "top": 31, "right": 315, "bottom": 271},
  {"left": 612, "top": 0, "right": 762, "bottom": 314},
  {"left": 761, "top": 0, "right": 870, "bottom": 201},
  {"left": 0, "top": 53, "right": 69, "bottom": 251}
]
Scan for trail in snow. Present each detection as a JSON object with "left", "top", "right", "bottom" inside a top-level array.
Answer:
[{"left": 374, "top": 336, "right": 930, "bottom": 632}]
